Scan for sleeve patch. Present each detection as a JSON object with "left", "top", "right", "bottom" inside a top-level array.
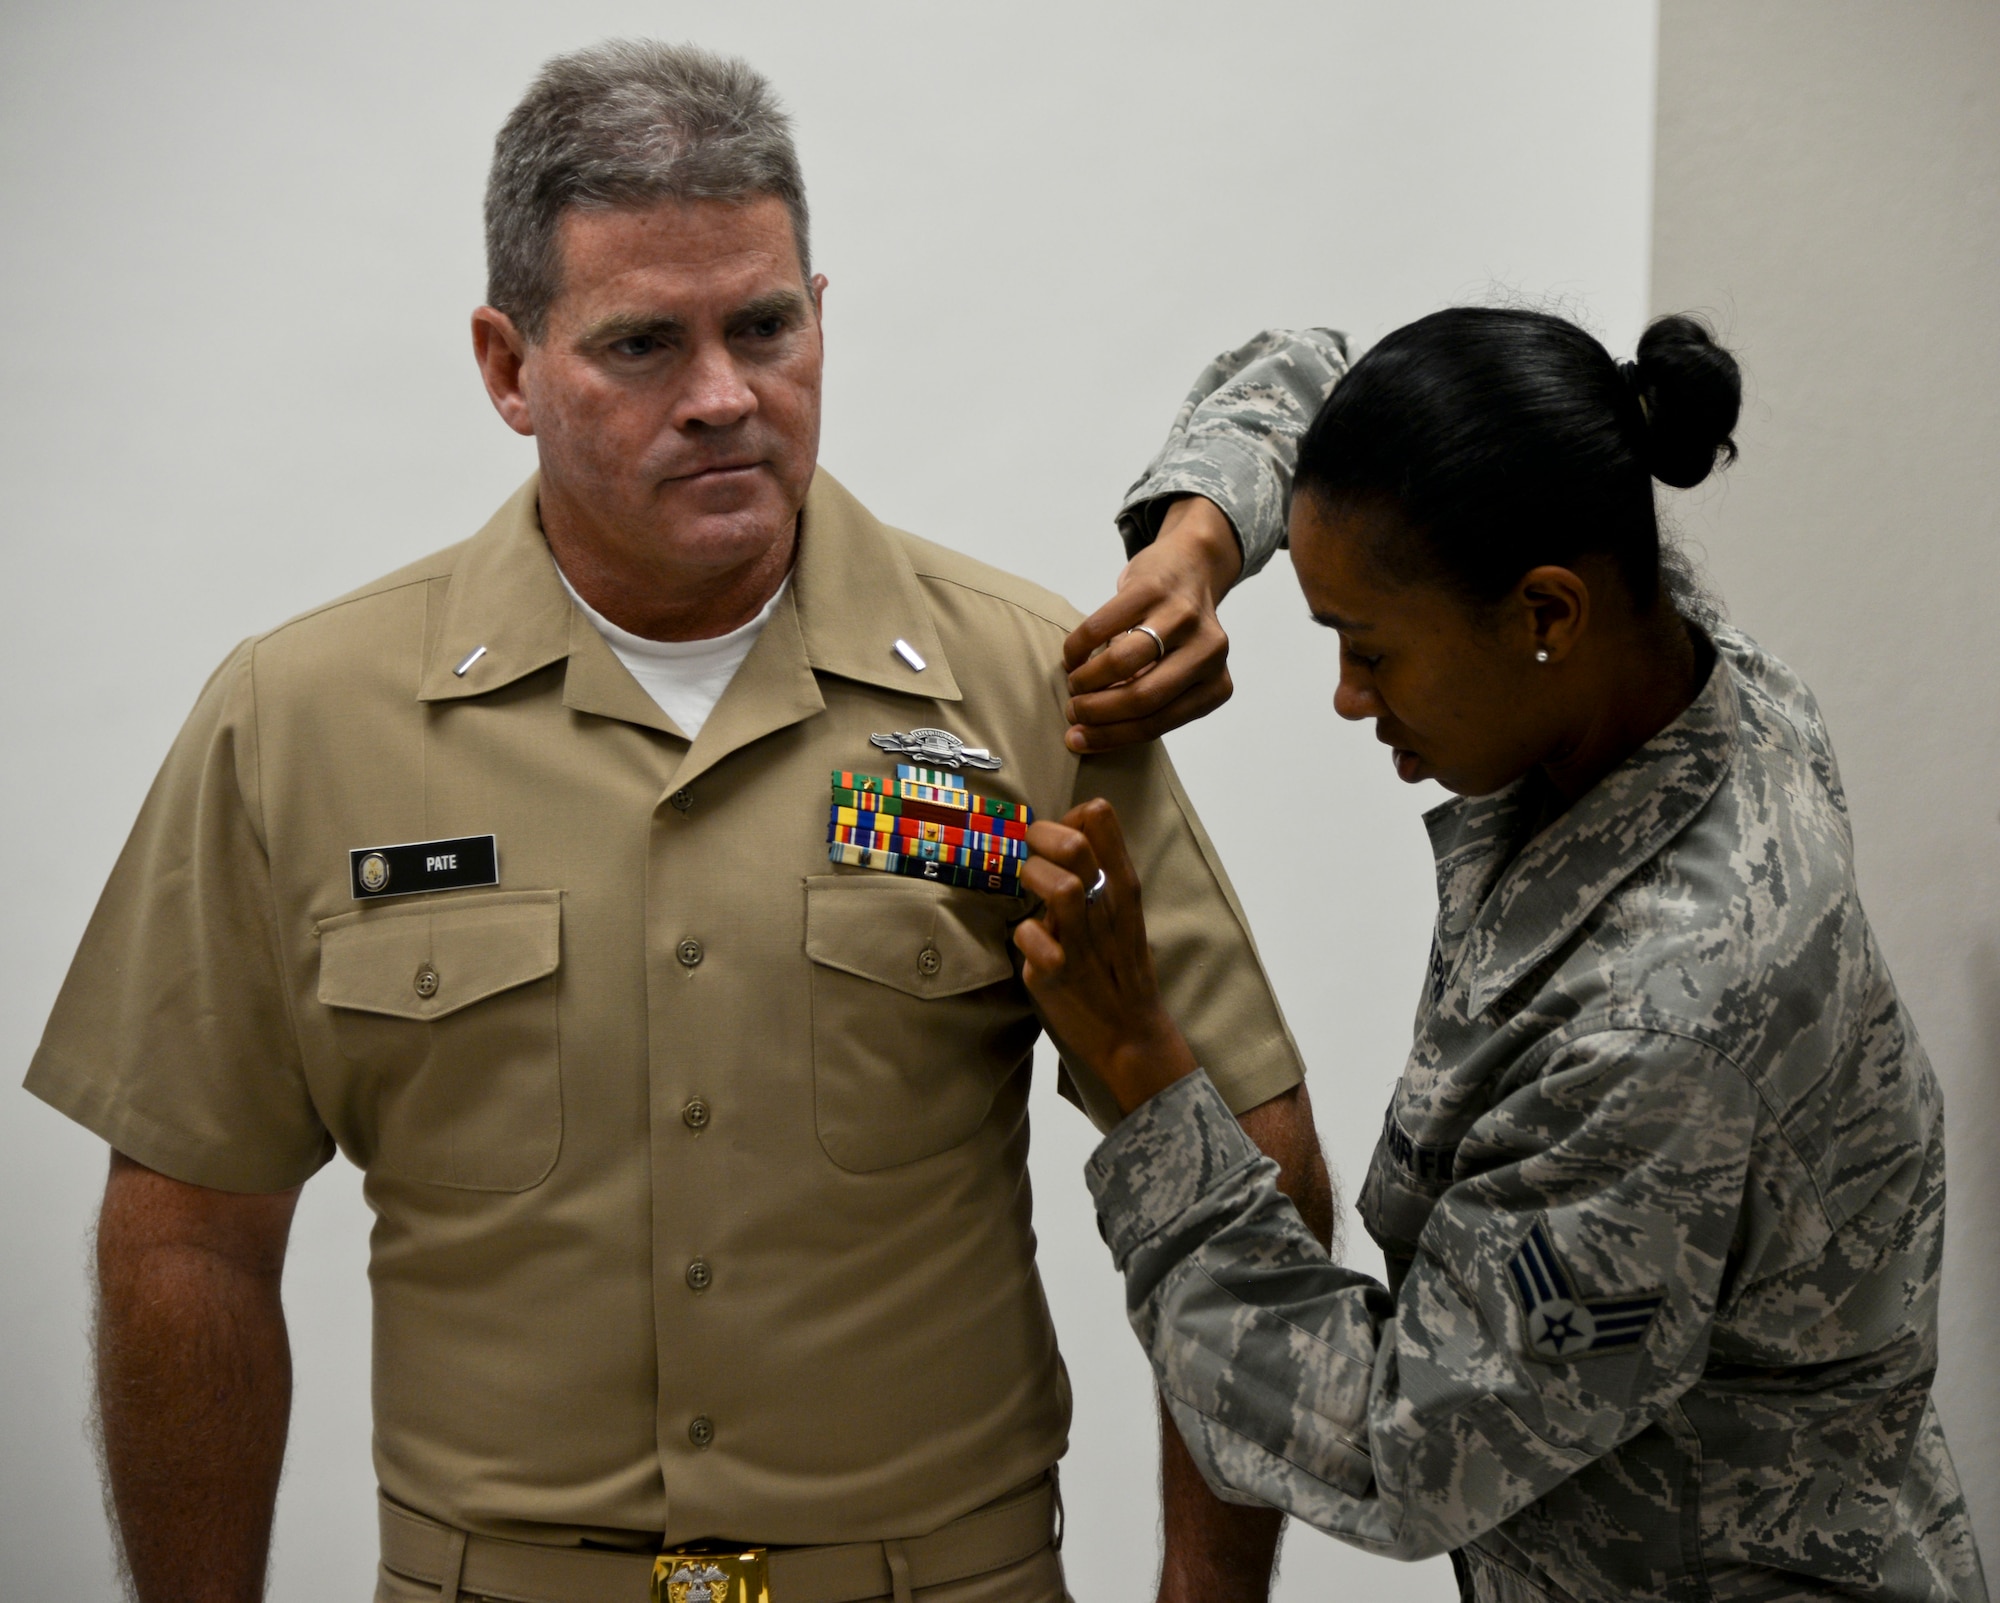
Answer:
[{"left": 1506, "top": 1221, "right": 1663, "bottom": 1362}]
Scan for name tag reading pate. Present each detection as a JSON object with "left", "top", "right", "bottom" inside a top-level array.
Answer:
[{"left": 349, "top": 835, "right": 499, "bottom": 899}]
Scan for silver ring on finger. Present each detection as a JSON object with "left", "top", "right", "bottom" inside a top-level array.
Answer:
[
  {"left": 1126, "top": 624, "right": 1166, "bottom": 664},
  {"left": 1084, "top": 867, "right": 1108, "bottom": 905}
]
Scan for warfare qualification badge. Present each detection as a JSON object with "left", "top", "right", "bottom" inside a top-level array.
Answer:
[{"left": 869, "top": 728, "right": 1002, "bottom": 771}]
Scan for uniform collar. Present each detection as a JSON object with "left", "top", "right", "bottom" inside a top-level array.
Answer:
[
  {"left": 418, "top": 468, "right": 960, "bottom": 786},
  {"left": 1429, "top": 640, "right": 1741, "bottom": 1017},
  {"left": 789, "top": 469, "right": 961, "bottom": 703}
]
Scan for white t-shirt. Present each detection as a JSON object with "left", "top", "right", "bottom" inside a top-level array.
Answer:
[{"left": 560, "top": 570, "right": 789, "bottom": 740}]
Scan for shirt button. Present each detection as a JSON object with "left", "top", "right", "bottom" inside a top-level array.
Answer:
[
  {"left": 917, "top": 946, "right": 942, "bottom": 978},
  {"left": 685, "top": 1258, "right": 712, "bottom": 1292},
  {"left": 682, "top": 1098, "right": 711, "bottom": 1131},
  {"left": 670, "top": 788, "right": 693, "bottom": 812},
  {"left": 677, "top": 938, "right": 704, "bottom": 968},
  {"left": 688, "top": 1416, "right": 715, "bottom": 1449},
  {"left": 413, "top": 965, "right": 440, "bottom": 999}
]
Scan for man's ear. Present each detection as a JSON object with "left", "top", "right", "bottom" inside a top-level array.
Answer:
[
  {"left": 1515, "top": 565, "right": 1592, "bottom": 665},
  {"left": 471, "top": 306, "right": 536, "bottom": 437}
]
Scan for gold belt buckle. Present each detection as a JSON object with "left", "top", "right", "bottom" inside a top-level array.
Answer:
[{"left": 652, "top": 1547, "right": 771, "bottom": 1603}]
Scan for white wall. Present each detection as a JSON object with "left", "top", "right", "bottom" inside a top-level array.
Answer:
[
  {"left": 0, "top": 3, "right": 1658, "bottom": 1598},
  {"left": 1652, "top": 0, "right": 1999, "bottom": 1562}
]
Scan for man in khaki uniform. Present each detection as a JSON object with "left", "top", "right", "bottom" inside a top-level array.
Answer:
[{"left": 28, "top": 40, "right": 1331, "bottom": 1603}]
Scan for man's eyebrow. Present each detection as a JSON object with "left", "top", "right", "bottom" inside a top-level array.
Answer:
[
  {"left": 1310, "top": 609, "right": 1369, "bottom": 631},
  {"left": 581, "top": 311, "right": 684, "bottom": 345},
  {"left": 728, "top": 288, "right": 811, "bottom": 326},
  {"left": 581, "top": 288, "right": 811, "bottom": 347}
]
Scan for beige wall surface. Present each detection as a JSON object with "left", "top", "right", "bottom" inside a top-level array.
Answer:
[{"left": 1654, "top": 0, "right": 2000, "bottom": 1558}]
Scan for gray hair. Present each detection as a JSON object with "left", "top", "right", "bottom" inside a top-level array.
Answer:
[{"left": 485, "top": 40, "right": 810, "bottom": 341}]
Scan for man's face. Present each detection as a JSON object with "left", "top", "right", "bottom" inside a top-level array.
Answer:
[{"left": 485, "top": 195, "right": 826, "bottom": 580}]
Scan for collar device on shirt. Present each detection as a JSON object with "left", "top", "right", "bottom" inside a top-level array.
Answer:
[{"left": 349, "top": 835, "right": 499, "bottom": 899}]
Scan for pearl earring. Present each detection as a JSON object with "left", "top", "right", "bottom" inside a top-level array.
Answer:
[{"left": 1535, "top": 649, "right": 1551, "bottom": 664}]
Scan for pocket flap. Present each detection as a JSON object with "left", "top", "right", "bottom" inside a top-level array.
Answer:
[
  {"left": 317, "top": 890, "right": 562, "bottom": 1020},
  {"left": 804, "top": 875, "right": 1016, "bottom": 999}
]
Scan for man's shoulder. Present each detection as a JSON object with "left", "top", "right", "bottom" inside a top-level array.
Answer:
[
  {"left": 243, "top": 542, "right": 467, "bottom": 678},
  {"left": 261, "top": 543, "right": 465, "bottom": 642},
  {"left": 889, "top": 525, "right": 1084, "bottom": 639}
]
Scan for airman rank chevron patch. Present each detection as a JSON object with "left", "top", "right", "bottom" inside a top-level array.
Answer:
[{"left": 1506, "top": 1221, "right": 1664, "bottom": 1362}]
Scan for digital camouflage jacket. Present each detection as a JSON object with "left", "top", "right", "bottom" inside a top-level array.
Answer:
[
  {"left": 1087, "top": 622, "right": 1987, "bottom": 1600},
  {"left": 1113, "top": 326, "right": 1350, "bottom": 578}
]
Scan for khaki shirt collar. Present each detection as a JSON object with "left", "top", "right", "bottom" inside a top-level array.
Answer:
[
  {"left": 419, "top": 470, "right": 961, "bottom": 783},
  {"left": 1426, "top": 637, "right": 1740, "bottom": 1016}
]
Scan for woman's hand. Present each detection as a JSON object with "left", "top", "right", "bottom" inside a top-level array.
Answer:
[
  {"left": 1014, "top": 798, "right": 1200, "bottom": 1115},
  {"left": 1062, "top": 496, "right": 1243, "bottom": 753}
]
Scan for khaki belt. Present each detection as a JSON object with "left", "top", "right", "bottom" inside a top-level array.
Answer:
[{"left": 380, "top": 1476, "right": 1058, "bottom": 1603}]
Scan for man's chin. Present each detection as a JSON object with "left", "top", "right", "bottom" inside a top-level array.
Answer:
[{"left": 646, "top": 493, "right": 798, "bottom": 570}]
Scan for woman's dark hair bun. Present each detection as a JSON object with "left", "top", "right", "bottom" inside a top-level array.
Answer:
[
  {"left": 1623, "top": 314, "right": 1741, "bottom": 488},
  {"left": 1294, "top": 304, "right": 1740, "bottom": 613}
]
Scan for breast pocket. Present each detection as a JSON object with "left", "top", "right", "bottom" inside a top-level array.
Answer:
[
  {"left": 804, "top": 874, "right": 1040, "bottom": 1172},
  {"left": 316, "top": 890, "right": 562, "bottom": 1191}
]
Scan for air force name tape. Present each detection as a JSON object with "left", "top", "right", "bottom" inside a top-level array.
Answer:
[
  {"left": 1382, "top": 1103, "right": 1458, "bottom": 1187},
  {"left": 349, "top": 835, "right": 499, "bottom": 900},
  {"left": 1507, "top": 1220, "right": 1664, "bottom": 1362}
]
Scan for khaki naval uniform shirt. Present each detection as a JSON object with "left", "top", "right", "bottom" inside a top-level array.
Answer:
[{"left": 28, "top": 470, "right": 1304, "bottom": 1549}]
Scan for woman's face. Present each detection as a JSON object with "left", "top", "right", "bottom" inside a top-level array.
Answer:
[{"left": 1288, "top": 494, "right": 1568, "bottom": 797}]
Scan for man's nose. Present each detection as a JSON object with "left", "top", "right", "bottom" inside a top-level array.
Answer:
[{"left": 677, "top": 342, "right": 757, "bottom": 429}]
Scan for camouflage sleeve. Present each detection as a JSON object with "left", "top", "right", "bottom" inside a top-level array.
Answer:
[
  {"left": 1116, "top": 328, "right": 1349, "bottom": 579},
  {"left": 1086, "top": 1032, "right": 1760, "bottom": 1560}
]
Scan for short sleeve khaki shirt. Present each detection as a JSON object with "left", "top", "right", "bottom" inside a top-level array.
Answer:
[{"left": 28, "top": 470, "right": 1304, "bottom": 1546}]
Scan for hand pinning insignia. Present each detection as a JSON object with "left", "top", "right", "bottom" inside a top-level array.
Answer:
[
  {"left": 868, "top": 728, "right": 1002, "bottom": 771},
  {"left": 1507, "top": 1221, "right": 1663, "bottom": 1361}
]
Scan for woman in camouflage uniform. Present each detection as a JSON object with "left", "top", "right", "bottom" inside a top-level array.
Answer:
[{"left": 1019, "top": 311, "right": 1987, "bottom": 1601}]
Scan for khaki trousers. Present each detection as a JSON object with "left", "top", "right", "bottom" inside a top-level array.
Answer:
[
  {"left": 373, "top": 1472, "right": 1068, "bottom": 1603},
  {"left": 376, "top": 1545, "right": 1068, "bottom": 1603}
]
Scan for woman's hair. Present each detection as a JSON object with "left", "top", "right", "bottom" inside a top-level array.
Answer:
[{"left": 1295, "top": 308, "right": 1741, "bottom": 611}]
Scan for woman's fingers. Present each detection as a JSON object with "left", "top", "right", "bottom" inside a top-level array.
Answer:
[
  {"left": 1064, "top": 589, "right": 1197, "bottom": 695},
  {"left": 1017, "top": 798, "right": 1197, "bottom": 1115},
  {"left": 1062, "top": 800, "right": 1152, "bottom": 979},
  {"left": 1069, "top": 798, "right": 1142, "bottom": 903},
  {"left": 1019, "top": 821, "right": 1099, "bottom": 943},
  {"left": 1009, "top": 913, "right": 1065, "bottom": 981},
  {"left": 1060, "top": 497, "right": 1241, "bottom": 752},
  {"left": 1021, "top": 803, "right": 1144, "bottom": 986},
  {"left": 1061, "top": 572, "right": 1156, "bottom": 674},
  {"left": 1022, "top": 820, "right": 1097, "bottom": 892},
  {"left": 1066, "top": 656, "right": 1232, "bottom": 753}
]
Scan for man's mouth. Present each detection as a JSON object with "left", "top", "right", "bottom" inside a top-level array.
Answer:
[{"left": 675, "top": 460, "right": 764, "bottom": 483}]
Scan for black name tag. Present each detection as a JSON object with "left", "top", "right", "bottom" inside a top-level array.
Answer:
[{"left": 349, "top": 835, "right": 499, "bottom": 900}]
